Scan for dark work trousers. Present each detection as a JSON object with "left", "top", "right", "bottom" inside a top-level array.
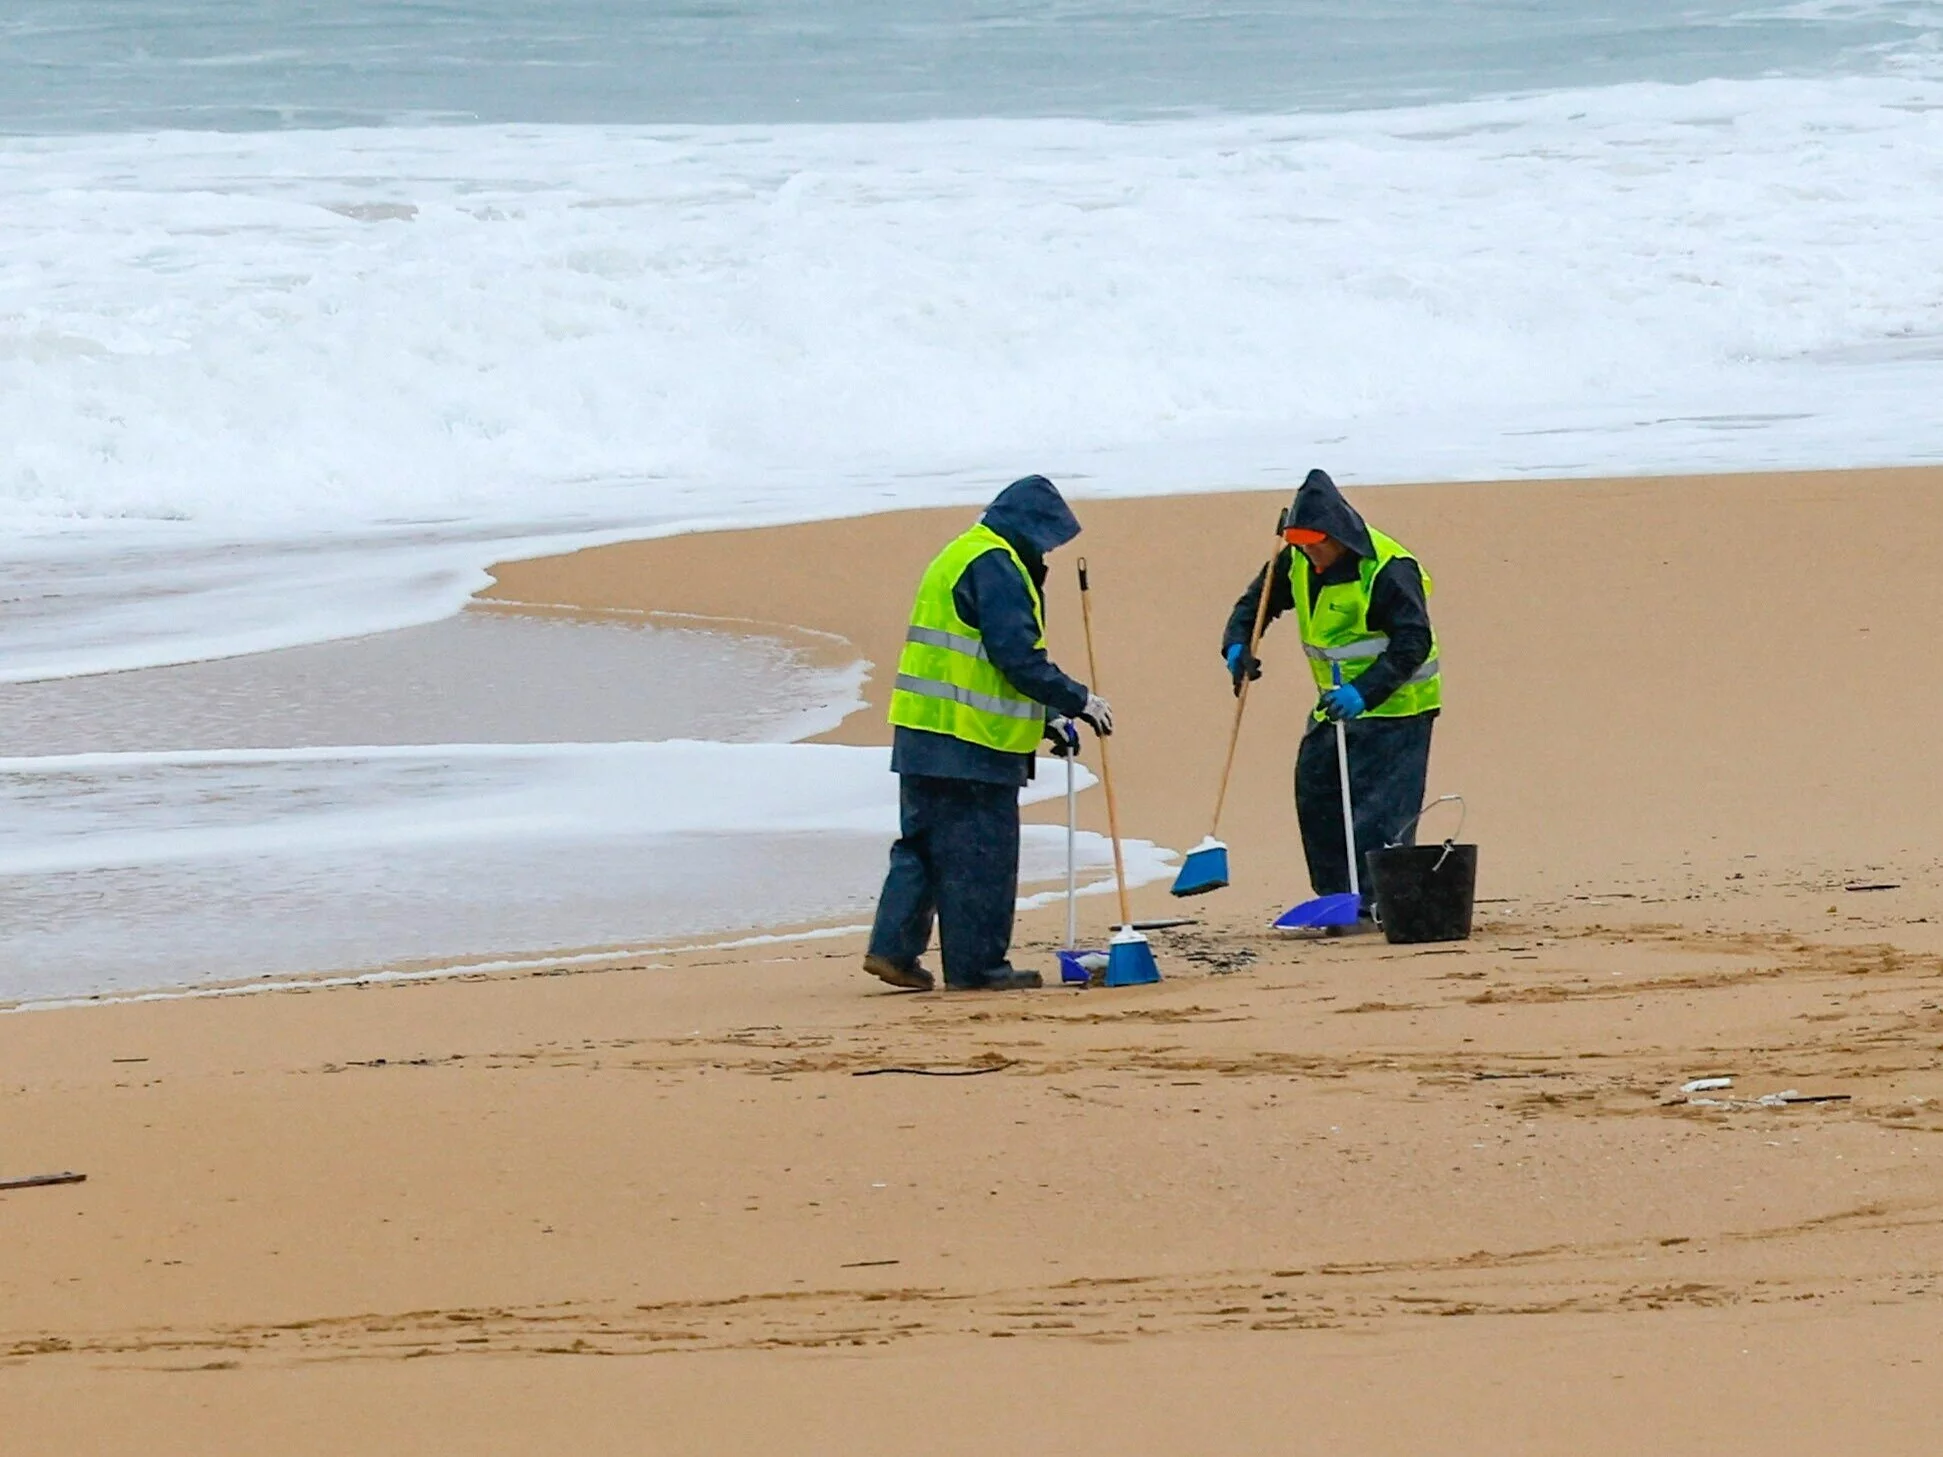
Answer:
[
  {"left": 1295, "top": 713, "right": 1435, "bottom": 913},
  {"left": 867, "top": 774, "right": 1022, "bottom": 988}
]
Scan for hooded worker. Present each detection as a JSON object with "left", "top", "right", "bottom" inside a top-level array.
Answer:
[
  {"left": 867, "top": 474, "right": 1112, "bottom": 992},
  {"left": 1221, "top": 468, "right": 1440, "bottom": 924}
]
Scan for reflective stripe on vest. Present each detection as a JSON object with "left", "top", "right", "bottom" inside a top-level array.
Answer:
[
  {"left": 1303, "top": 640, "right": 1441, "bottom": 684},
  {"left": 1291, "top": 527, "right": 1442, "bottom": 720},
  {"left": 886, "top": 523, "right": 1047, "bottom": 754},
  {"left": 905, "top": 624, "right": 989, "bottom": 661},
  {"left": 891, "top": 674, "right": 1042, "bottom": 720}
]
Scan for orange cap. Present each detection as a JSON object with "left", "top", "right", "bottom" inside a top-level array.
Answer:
[{"left": 1282, "top": 526, "right": 1328, "bottom": 545}]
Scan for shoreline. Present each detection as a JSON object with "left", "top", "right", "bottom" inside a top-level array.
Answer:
[
  {"left": 8, "top": 464, "right": 1943, "bottom": 1454},
  {"left": 13, "top": 460, "right": 1941, "bottom": 997},
  {"left": 10, "top": 460, "right": 1942, "bottom": 999}
]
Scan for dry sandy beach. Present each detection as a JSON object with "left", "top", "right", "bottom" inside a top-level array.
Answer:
[{"left": 5, "top": 468, "right": 1943, "bottom": 1453}]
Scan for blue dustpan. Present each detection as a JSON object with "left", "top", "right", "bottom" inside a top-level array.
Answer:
[
  {"left": 1273, "top": 891, "right": 1363, "bottom": 931},
  {"left": 1170, "top": 836, "right": 1229, "bottom": 897},
  {"left": 1104, "top": 928, "right": 1161, "bottom": 986}
]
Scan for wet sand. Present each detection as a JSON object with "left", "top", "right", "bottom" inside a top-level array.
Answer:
[{"left": 6, "top": 467, "right": 1943, "bottom": 1453}]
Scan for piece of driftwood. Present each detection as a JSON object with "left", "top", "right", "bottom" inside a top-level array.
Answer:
[
  {"left": 852, "top": 1062, "right": 1011, "bottom": 1077},
  {"left": 0, "top": 1172, "right": 87, "bottom": 1192}
]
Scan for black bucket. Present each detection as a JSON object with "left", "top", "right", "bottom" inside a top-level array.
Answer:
[{"left": 1366, "top": 843, "right": 1478, "bottom": 944}]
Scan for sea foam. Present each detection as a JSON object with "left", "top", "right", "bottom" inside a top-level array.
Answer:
[
  {"left": 6, "top": 77, "right": 1942, "bottom": 669},
  {"left": 7, "top": 76, "right": 1943, "bottom": 535}
]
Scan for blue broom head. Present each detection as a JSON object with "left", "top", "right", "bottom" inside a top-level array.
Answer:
[
  {"left": 1273, "top": 891, "right": 1364, "bottom": 931},
  {"left": 1169, "top": 836, "right": 1229, "bottom": 897},
  {"left": 1104, "top": 928, "right": 1161, "bottom": 987}
]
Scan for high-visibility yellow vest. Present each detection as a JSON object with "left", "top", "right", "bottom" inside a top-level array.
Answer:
[
  {"left": 886, "top": 523, "right": 1047, "bottom": 754},
  {"left": 1291, "top": 527, "right": 1442, "bottom": 721}
]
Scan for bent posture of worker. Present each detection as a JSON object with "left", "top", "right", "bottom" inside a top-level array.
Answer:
[
  {"left": 1221, "top": 468, "right": 1441, "bottom": 922},
  {"left": 867, "top": 474, "right": 1112, "bottom": 992}
]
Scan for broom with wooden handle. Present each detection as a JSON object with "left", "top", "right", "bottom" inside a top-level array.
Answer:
[
  {"left": 1171, "top": 511, "right": 1286, "bottom": 896},
  {"left": 1076, "top": 557, "right": 1160, "bottom": 986}
]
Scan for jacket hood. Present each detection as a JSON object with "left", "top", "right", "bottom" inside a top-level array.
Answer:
[
  {"left": 981, "top": 474, "right": 1081, "bottom": 558},
  {"left": 1287, "top": 468, "right": 1374, "bottom": 558}
]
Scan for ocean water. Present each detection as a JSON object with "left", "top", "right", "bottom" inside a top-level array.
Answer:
[
  {"left": 7, "top": 3, "right": 1943, "bottom": 635},
  {"left": 4, "top": 3, "right": 1941, "bottom": 994},
  {"left": 4, "top": 2, "right": 1939, "bottom": 129}
]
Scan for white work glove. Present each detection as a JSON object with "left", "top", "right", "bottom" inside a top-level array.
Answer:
[{"left": 1078, "top": 693, "right": 1114, "bottom": 737}]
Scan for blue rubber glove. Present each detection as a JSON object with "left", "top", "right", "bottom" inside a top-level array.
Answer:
[
  {"left": 1319, "top": 683, "right": 1365, "bottom": 721},
  {"left": 1224, "top": 642, "right": 1262, "bottom": 697}
]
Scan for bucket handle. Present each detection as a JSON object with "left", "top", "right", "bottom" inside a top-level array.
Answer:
[{"left": 1388, "top": 793, "right": 1466, "bottom": 869}]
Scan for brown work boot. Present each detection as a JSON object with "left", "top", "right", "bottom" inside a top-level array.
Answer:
[{"left": 863, "top": 954, "right": 935, "bottom": 992}]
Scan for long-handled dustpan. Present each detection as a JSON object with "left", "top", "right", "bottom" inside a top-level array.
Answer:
[
  {"left": 1172, "top": 511, "right": 1286, "bottom": 897},
  {"left": 1274, "top": 663, "right": 1365, "bottom": 931},
  {"left": 1056, "top": 750, "right": 1107, "bottom": 985},
  {"left": 1077, "top": 558, "right": 1161, "bottom": 986}
]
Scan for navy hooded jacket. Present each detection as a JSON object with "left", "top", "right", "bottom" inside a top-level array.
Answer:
[
  {"left": 1221, "top": 469, "right": 1435, "bottom": 717},
  {"left": 892, "top": 475, "right": 1093, "bottom": 786}
]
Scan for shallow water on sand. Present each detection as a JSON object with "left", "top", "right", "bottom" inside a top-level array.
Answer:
[
  {"left": 0, "top": 607, "right": 852, "bottom": 757},
  {"left": 0, "top": 609, "right": 881, "bottom": 1000},
  {"left": 0, "top": 608, "right": 1146, "bottom": 1004}
]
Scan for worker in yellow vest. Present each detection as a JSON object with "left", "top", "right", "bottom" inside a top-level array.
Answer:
[
  {"left": 1221, "top": 469, "right": 1441, "bottom": 927},
  {"left": 868, "top": 475, "right": 1112, "bottom": 992}
]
